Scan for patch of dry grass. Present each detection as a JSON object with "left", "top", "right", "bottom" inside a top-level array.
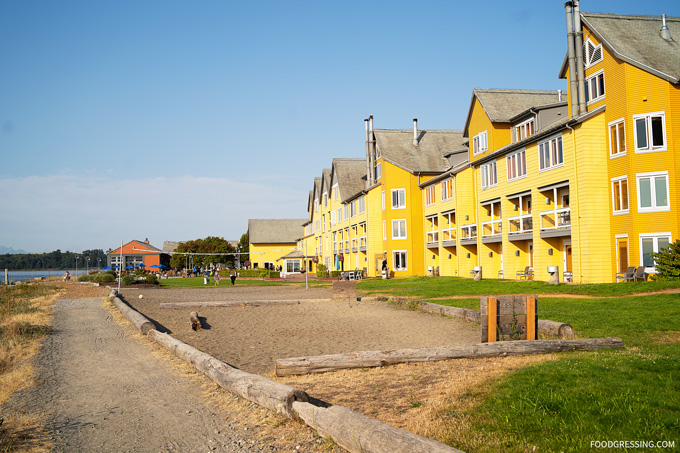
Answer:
[{"left": 653, "top": 330, "right": 680, "bottom": 344}]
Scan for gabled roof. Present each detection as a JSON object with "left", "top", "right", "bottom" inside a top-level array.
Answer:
[
  {"left": 321, "top": 168, "right": 332, "bottom": 195},
  {"left": 559, "top": 12, "right": 680, "bottom": 84},
  {"left": 162, "top": 241, "right": 182, "bottom": 253},
  {"left": 374, "top": 129, "right": 466, "bottom": 174},
  {"left": 463, "top": 89, "right": 564, "bottom": 137},
  {"left": 312, "top": 177, "right": 322, "bottom": 204},
  {"left": 108, "top": 239, "right": 163, "bottom": 255},
  {"left": 331, "top": 158, "right": 366, "bottom": 203},
  {"left": 248, "top": 219, "right": 306, "bottom": 244}
]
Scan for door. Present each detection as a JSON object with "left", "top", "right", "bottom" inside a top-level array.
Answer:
[
  {"left": 563, "top": 240, "right": 572, "bottom": 273},
  {"left": 617, "top": 237, "right": 628, "bottom": 273}
]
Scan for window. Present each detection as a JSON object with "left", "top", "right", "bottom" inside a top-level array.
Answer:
[
  {"left": 350, "top": 200, "right": 356, "bottom": 217},
  {"left": 585, "top": 70, "right": 605, "bottom": 104},
  {"left": 392, "top": 219, "right": 407, "bottom": 239},
  {"left": 381, "top": 190, "right": 386, "bottom": 210},
  {"left": 425, "top": 185, "right": 435, "bottom": 205},
  {"left": 357, "top": 195, "right": 365, "bottom": 214},
  {"left": 441, "top": 178, "right": 453, "bottom": 201},
  {"left": 583, "top": 38, "right": 603, "bottom": 68},
  {"left": 640, "top": 234, "right": 671, "bottom": 272},
  {"left": 391, "top": 189, "right": 406, "bottom": 209},
  {"left": 330, "top": 211, "right": 336, "bottom": 225},
  {"left": 322, "top": 215, "right": 325, "bottom": 232},
  {"left": 480, "top": 161, "right": 497, "bottom": 190},
  {"left": 344, "top": 204, "right": 349, "bottom": 220},
  {"left": 337, "top": 207, "right": 342, "bottom": 223},
  {"left": 611, "top": 176, "right": 629, "bottom": 214},
  {"left": 382, "top": 221, "right": 386, "bottom": 240},
  {"left": 473, "top": 131, "right": 488, "bottom": 155},
  {"left": 323, "top": 193, "right": 328, "bottom": 207},
  {"left": 634, "top": 112, "right": 666, "bottom": 152},
  {"left": 609, "top": 119, "right": 626, "bottom": 157},
  {"left": 314, "top": 199, "right": 318, "bottom": 212},
  {"left": 512, "top": 119, "right": 534, "bottom": 143},
  {"left": 286, "top": 259, "right": 301, "bottom": 273},
  {"left": 375, "top": 162, "right": 381, "bottom": 181},
  {"left": 506, "top": 149, "right": 527, "bottom": 181},
  {"left": 333, "top": 185, "right": 338, "bottom": 201},
  {"left": 637, "top": 172, "right": 670, "bottom": 212},
  {"left": 539, "top": 135, "right": 563, "bottom": 171},
  {"left": 393, "top": 251, "right": 407, "bottom": 271}
]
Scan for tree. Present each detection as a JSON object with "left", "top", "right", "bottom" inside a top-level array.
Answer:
[
  {"left": 651, "top": 240, "right": 680, "bottom": 281},
  {"left": 169, "top": 237, "right": 236, "bottom": 270},
  {"left": 238, "top": 231, "right": 250, "bottom": 263}
]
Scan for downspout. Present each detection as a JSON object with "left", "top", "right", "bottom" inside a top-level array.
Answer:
[
  {"left": 573, "top": 0, "right": 587, "bottom": 115},
  {"left": 364, "top": 118, "right": 371, "bottom": 189},
  {"left": 566, "top": 122, "right": 582, "bottom": 283},
  {"left": 564, "top": 2, "right": 579, "bottom": 118}
]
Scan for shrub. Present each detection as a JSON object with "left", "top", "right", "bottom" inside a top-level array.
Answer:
[
  {"left": 121, "top": 275, "right": 135, "bottom": 285},
  {"left": 92, "top": 272, "right": 115, "bottom": 283},
  {"left": 142, "top": 274, "right": 158, "bottom": 285},
  {"left": 329, "top": 271, "right": 341, "bottom": 278},
  {"left": 651, "top": 240, "right": 680, "bottom": 281},
  {"left": 238, "top": 269, "right": 262, "bottom": 277},
  {"left": 316, "top": 264, "right": 328, "bottom": 278},
  {"left": 78, "top": 274, "right": 91, "bottom": 282}
]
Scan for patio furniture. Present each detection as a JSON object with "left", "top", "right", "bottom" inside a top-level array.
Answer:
[
  {"left": 615, "top": 266, "right": 636, "bottom": 282},
  {"left": 633, "top": 266, "right": 647, "bottom": 281},
  {"left": 563, "top": 271, "right": 573, "bottom": 282},
  {"left": 516, "top": 266, "right": 534, "bottom": 280}
]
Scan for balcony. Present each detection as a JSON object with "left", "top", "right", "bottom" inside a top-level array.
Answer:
[
  {"left": 426, "top": 231, "right": 439, "bottom": 248},
  {"left": 460, "top": 224, "right": 477, "bottom": 245},
  {"left": 482, "top": 219, "right": 502, "bottom": 243},
  {"left": 540, "top": 207, "right": 571, "bottom": 238},
  {"left": 508, "top": 214, "right": 533, "bottom": 241},
  {"left": 442, "top": 227, "right": 456, "bottom": 247},
  {"left": 359, "top": 236, "right": 367, "bottom": 252}
]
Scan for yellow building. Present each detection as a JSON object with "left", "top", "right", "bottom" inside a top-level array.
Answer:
[{"left": 247, "top": 219, "right": 305, "bottom": 272}]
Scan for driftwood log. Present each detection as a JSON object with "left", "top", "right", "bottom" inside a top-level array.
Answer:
[
  {"left": 148, "top": 330, "right": 308, "bottom": 419},
  {"left": 538, "top": 319, "right": 574, "bottom": 339},
  {"left": 292, "top": 401, "right": 461, "bottom": 453},
  {"left": 276, "top": 337, "right": 624, "bottom": 376},
  {"left": 190, "top": 311, "right": 201, "bottom": 331},
  {"left": 159, "top": 300, "right": 307, "bottom": 309},
  {"left": 109, "top": 291, "right": 154, "bottom": 335}
]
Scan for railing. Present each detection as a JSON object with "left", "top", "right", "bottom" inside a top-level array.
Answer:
[
  {"left": 540, "top": 207, "right": 571, "bottom": 230},
  {"left": 344, "top": 240, "right": 349, "bottom": 253},
  {"left": 426, "top": 231, "right": 439, "bottom": 245},
  {"left": 442, "top": 227, "right": 456, "bottom": 242},
  {"left": 461, "top": 224, "right": 477, "bottom": 241},
  {"left": 482, "top": 219, "right": 502, "bottom": 237},
  {"left": 359, "top": 236, "right": 367, "bottom": 251},
  {"left": 508, "top": 214, "right": 533, "bottom": 235}
]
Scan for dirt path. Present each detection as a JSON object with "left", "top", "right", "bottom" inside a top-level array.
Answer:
[{"left": 4, "top": 296, "right": 266, "bottom": 452}]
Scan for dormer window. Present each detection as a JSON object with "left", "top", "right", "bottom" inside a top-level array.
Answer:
[
  {"left": 584, "top": 38, "right": 603, "bottom": 68},
  {"left": 512, "top": 118, "right": 534, "bottom": 143},
  {"left": 473, "top": 131, "right": 488, "bottom": 155}
]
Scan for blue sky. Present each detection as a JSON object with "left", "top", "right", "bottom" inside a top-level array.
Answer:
[{"left": 1, "top": 0, "right": 676, "bottom": 253}]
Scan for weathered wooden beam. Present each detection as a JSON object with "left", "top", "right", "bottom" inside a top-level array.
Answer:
[
  {"left": 148, "top": 330, "right": 308, "bottom": 419},
  {"left": 109, "top": 291, "right": 154, "bottom": 335},
  {"left": 275, "top": 337, "right": 624, "bottom": 376},
  {"left": 538, "top": 319, "right": 574, "bottom": 339},
  {"left": 159, "top": 300, "right": 305, "bottom": 309},
  {"left": 292, "top": 401, "right": 461, "bottom": 453}
]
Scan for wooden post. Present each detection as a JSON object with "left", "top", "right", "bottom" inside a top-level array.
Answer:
[
  {"left": 487, "top": 297, "right": 497, "bottom": 343},
  {"left": 4, "top": 269, "right": 8, "bottom": 285},
  {"left": 526, "top": 296, "right": 536, "bottom": 340}
]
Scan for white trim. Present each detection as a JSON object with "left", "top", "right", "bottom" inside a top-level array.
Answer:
[
  {"left": 633, "top": 111, "right": 667, "bottom": 154},
  {"left": 382, "top": 221, "right": 386, "bottom": 240},
  {"left": 639, "top": 232, "right": 672, "bottom": 273},
  {"left": 506, "top": 148, "right": 527, "bottom": 182},
  {"left": 381, "top": 190, "right": 386, "bottom": 211},
  {"left": 584, "top": 37, "right": 603, "bottom": 68},
  {"left": 392, "top": 250, "right": 408, "bottom": 271},
  {"left": 538, "top": 134, "right": 564, "bottom": 172},
  {"left": 608, "top": 118, "right": 626, "bottom": 158},
  {"left": 441, "top": 178, "right": 453, "bottom": 201},
  {"left": 425, "top": 185, "right": 436, "bottom": 206},
  {"left": 636, "top": 171, "right": 670, "bottom": 213},
  {"left": 391, "top": 219, "right": 407, "bottom": 240},
  {"left": 585, "top": 69, "right": 605, "bottom": 105},
  {"left": 610, "top": 175, "right": 629, "bottom": 215},
  {"left": 391, "top": 188, "right": 406, "bottom": 209},
  {"left": 480, "top": 161, "right": 497, "bottom": 190},
  {"left": 472, "top": 130, "right": 488, "bottom": 156}
]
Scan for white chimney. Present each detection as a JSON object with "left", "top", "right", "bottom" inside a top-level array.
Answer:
[
  {"left": 413, "top": 118, "right": 418, "bottom": 146},
  {"left": 558, "top": 89, "right": 562, "bottom": 101},
  {"left": 661, "top": 14, "right": 672, "bottom": 41}
]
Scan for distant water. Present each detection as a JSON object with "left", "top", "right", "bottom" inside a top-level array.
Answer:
[{"left": 3, "top": 269, "right": 89, "bottom": 282}]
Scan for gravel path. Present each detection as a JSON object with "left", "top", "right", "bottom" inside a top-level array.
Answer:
[{"left": 3, "top": 296, "right": 264, "bottom": 452}]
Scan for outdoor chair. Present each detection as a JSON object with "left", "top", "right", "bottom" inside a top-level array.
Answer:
[
  {"left": 516, "top": 266, "right": 534, "bottom": 280},
  {"left": 633, "top": 266, "right": 647, "bottom": 281},
  {"left": 615, "top": 266, "right": 636, "bottom": 282}
]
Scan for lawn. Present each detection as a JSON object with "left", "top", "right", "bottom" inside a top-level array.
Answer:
[
  {"left": 158, "top": 276, "right": 330, "bottom": 289},
  {"left": 358, "top": 277, "right": 680, "bottom": 452}
]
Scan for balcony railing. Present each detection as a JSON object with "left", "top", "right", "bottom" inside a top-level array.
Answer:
[
  {"left": 482, "top": 219, "right": 502, "bottom": 237},
  {"left": 508, "top": 214, "right": 533, "bottom": 235},
  {"left": 359, "top": 236, "right": 367, "bottom": 251},
  {"left": 426, "top": 230, "right": 439, "bottom": 245},
  {"left": 442, "top": 227, "right": 456, "bottom": 242},
  {"left": 540, "top": 207, "right": 571, "bottom": 230},
  {"left": 461, "top": 224, "right": 477, "bottom": 241}
]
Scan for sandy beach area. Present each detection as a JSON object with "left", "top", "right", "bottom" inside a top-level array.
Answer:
[{"left": 120, "top": 285, "right": 479, "bottom": 374}]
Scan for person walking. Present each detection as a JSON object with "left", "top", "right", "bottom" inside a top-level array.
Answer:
[
  {"left": 229, "top": 267, "right": 237, "bottom": 286},
  {"left": 214, "top": 269, "right": 220, "bottom": 287}
]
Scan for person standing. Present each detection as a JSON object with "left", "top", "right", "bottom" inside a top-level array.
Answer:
[
  {"left": 214, "top": 269, "right": 220, "bottom": 287},
  {"left": 229, "top": 267, "right": 237, "bottom": 285}
]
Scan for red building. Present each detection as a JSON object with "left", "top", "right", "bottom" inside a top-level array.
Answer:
[{"left": 106, "top": 239, "right": 170, "bottom": 270}]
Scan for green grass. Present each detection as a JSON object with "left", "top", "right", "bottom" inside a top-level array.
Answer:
[
  {"left": 357, "top": 275, "right": 680, "bottom": 297},
  {"left": 392, "top": 281, "right": 680, "bottom": 452},
  {"left": 158, "top": 276, "right": 330, "bottom": 289}
]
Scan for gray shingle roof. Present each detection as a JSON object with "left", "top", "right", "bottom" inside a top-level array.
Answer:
[
  {"left": 248, "top": 219, "right": 306, "bottom": 244},
  {"left": 463, "top": 89, "right": 564, "bottom": 136},
  {"left": 374, "top": 129, "right": 466, "bottom": 174},
  {"left": 559, "top": 13, "right": 680, "bottom": 84},
  {"left": 162, "top": 241, "right": 182, "bottom": 253},
  {"left": 331, "top": 158, "right": 366, "bottom": 203}
]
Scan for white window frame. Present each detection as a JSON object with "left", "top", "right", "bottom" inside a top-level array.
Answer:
[
  {"left": 585, "top": 69, "right": 605, "bottom": 105},
  {"left": 425, "top": 185, "right": 436, "bottom": 206},
  {"left": 512, "top": 119, "right": 534, "bottom": 143},
  {"left": 636, "top": 171, "right": 670, "bottom": 213},
  {"left": 323, "top": 193, "right": 328, "bottom": 207},
  {"left": 608, "top": 118, "right": 626, "bottom": 158},
  {"left": 611, "top": 176, "right": 629, "bottom": 215},
  {"left": 639, "top": 233, "right": 672, "bottom": 273},
  {"left": 506, "top": 149, "right": 527, "bottom": 182},
  {"left": 375, "top": 162, "right": 382, "bottom": 181},
  {"left": 344, "top": 204, "right": 349, "bottom": 220},
  {"left": 393, "top": 250, "right": 408, "bottom": 271},
  {"left": 350, "top": 200, "right": 357, "bottom": 217},
  {"left": 538, "top": 134, "right": 564, "bottom": 172},
  {"left": 382, "top": 220, "right": 386, "bottom": 240},
  {"left": 480, "top": 161, "right": 497, "bottom": 190},
  {"left": 441, "top": 178, "right": 453, "bottom": 201},
  {"left": 358, "top": 195, "right": 365, "bottom": 214},
  {"left": 584, "top": 38, "right": 603, "bottom": 68},
  {"left": 333, "top": 184, "right": 339, "bottom": 201},
  {"left": 473, "top": 131, "right": 488, "bottom": 156},
  {"left": 633, "top": 111, "right": 667, "bottom": 153},
  {"left": 392, "top": 219, "right": 407, "bottom": 240},
  {"left": 381, "top": 190, "right": 386, "bottom": 211},
  {"left": 391, "top": 188, "right": 406, "bottom": 209}
]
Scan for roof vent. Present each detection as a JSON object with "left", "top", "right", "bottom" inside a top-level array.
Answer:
[
  {"left": 558, "top": 89, "right": 562, "bottom": 101},
  {"left": 660, "top": 14, "right": 672, "bottom": 41},
  {"left": 413, "top": 118, "right": 418, "bottom": 146}
]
